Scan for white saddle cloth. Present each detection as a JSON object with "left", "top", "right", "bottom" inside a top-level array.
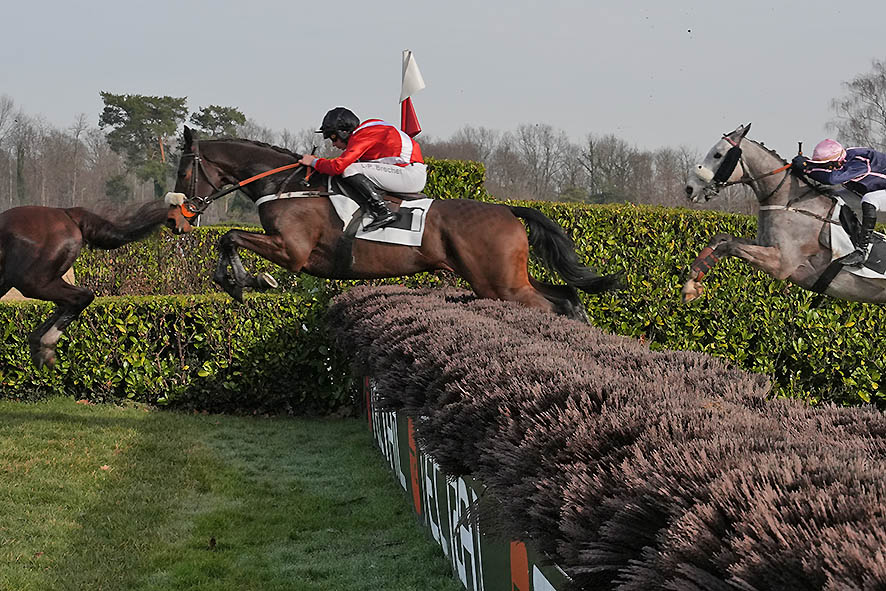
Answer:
[
  {"left": 327, "top": 194, "right": 433, "bottom": 247},
  {"left": 255, "top": 190, "right": 433, "bottom": 247},
  {"left": 829, "top": 199, "right": 886, "bottom": 279}
]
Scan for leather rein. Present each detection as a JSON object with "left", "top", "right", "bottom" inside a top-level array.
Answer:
[
  {"left": 710, "top": 136, "right": 837, "bottom": 226},
  {"left": 177, "top": 146, "right": 323, "bottom": 219}
]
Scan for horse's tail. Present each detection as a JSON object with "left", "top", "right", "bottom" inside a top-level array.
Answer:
[
  {"left": 67, "top": 200, "right": 169, "bottom": 250},
  {"left": 508, "top": 205, "right": 620, "bottom": 293}
]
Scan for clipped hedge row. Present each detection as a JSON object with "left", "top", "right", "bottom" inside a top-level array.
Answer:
[
  {"left": 67, "top": 153, "right": 885, "bottom": 406},
  {"left": 0, "top": 159, "right": 486, "bottom": 408},
  {"left": 328, "top": 285, "right": 886, "bottom": 591},
  {"left": 509, "top": 201, "right": 884, "bottom": 406},
  {"left": 0, "top": 293, "right": 352, "bottom": 413}
]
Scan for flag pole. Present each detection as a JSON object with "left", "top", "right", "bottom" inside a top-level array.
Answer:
[{"left": 400, "top": 50, "right": 425, "bottom": 138}]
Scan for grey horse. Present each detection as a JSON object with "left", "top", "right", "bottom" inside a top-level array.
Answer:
[{"left": 682, "top": 123, "right": 886, "bottom": 303}]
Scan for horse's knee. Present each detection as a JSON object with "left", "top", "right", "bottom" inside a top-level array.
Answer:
[
  {"left": 708, "top": 233, "right": 733, "bottom": 250},
  {"left": 218, "top": 231, "right": 238, "bottom": 251},
  {"left": 73, "top": 290, "right": 95, "bottom": 310}
]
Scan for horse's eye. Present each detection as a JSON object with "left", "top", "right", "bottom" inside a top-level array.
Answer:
[{"left": 714, "top": 152, "right": 722, "bottom": 159}]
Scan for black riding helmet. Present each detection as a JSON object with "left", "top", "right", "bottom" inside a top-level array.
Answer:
[{"left": 316, "top": 107, "right": 360, "bottom": 142}]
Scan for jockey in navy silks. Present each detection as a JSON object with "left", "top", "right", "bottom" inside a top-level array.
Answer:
[
  {"left": 792, "top": 139, "right": 886, "bottom": 266},
  {"left": 299, "top": 107, "right": 427, "bottom": 232}
]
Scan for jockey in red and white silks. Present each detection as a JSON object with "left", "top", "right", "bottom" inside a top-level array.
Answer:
[{"left": 307, "top": 119, "right": 427, "bottom": 193}]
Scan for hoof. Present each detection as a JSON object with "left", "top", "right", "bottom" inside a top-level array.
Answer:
[
  {"left": 32, "top": 347, "right": 57, "bottom": 370},
  {"left": 214, "top": 274, "right": 243, "bottom": 303},
  {"left": 229, "top": 284, "right": 244, "bottom": 303},
  {"left": 255, "top": 272, "right": 279, "bottom": 292},
  {"left": 680, "top": 280, "right": 704, "bottom": 303}
]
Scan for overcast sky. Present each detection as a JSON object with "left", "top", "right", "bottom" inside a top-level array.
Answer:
[{"left": 3, "top": 0, "right": 885, "bottom": 158}]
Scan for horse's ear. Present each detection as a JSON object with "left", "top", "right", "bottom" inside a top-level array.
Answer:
[
  {"left": 740, "top": 123, "right": 752, "bottom": 138},
  {"left": 183, "top": 126, "right": 194, "bottom": 150}
]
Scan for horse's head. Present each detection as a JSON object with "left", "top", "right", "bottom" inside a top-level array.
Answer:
[
  {"left": 685, "top": 123, "right": 751, "bottom": 203},
  {"left": 165, "top": 126, "right": 228, "bottom": 234}
]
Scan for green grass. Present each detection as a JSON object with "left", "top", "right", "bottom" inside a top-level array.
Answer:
[{"left": 0, "top": 398, "right": 462, "bottom": 591}]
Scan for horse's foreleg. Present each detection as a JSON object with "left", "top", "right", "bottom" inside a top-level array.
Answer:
[
  {"left": 682, "top": 235, "right": 730, "bottom": 303},
  {"left": 214, "top": 230, "right": 300, "bottom": 302},
  {"left": 682, "top": 234, "right": 784, "bottom": 303}
]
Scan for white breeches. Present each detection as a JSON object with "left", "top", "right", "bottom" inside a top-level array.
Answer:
[
  {"left": 862, "top": 189, "right": 886, "bottom": 210},
  {"left": 342, "top": 162, "right": 427, "bottom": 193}
]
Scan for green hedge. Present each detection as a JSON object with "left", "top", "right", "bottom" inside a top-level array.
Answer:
[
  {"left": 424, "top": 157, "right": 488, "bottom": 200},
  {"left": 510, "top": 201, "right": 884, "bottom": 407},
  {"left": 0, "top": 293, "right": 352, "bottom": 413},
  {"left": 15, "top": 156, "right": 885, "bottom": 408}
]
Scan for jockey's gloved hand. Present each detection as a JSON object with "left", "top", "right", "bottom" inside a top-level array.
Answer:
[{"left": 790, "top": 155, "right": 808, "bottom": 176}]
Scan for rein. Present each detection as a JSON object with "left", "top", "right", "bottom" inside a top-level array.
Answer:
[
  {"left": 727, "top": 157, "right": 839, "bottom": 224},
  {"left": 704, "top": 136, "right": 840, "bottom": 225},
  {"left": 717, "top": 162, "right": 791, "bottom": 192},
  {"left": 180, "top": 151, "right": 307, "bottom": 218}
]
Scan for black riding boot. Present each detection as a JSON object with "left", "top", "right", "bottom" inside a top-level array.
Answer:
[
  {"left": 841, "top": 202, "right": 878, "bottom": 266},
  {"left": 343, "top": 174, "right": 399, "bottom": 232}
]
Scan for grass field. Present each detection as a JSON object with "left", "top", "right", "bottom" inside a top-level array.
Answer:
[{"left": 0, "top": 397, "right": 462, "bottom": 591}]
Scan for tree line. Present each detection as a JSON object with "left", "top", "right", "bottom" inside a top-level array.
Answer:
[
  {"left": 1, "top": 58, "right": 883, "bottom": 222},
  {"left": 420, "top": 124, "right": 757, "bottom": 213}
]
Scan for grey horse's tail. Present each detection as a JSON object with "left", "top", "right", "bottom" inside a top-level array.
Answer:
[{"left": 508, "top": 205, "right": 620, "bottom": 293}]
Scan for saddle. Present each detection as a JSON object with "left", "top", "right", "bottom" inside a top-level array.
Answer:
[
  {"left": 822, "top": 200, "right": 886, "bottom": 275},
  {"left": 329, "top": 176, "right": 426, "bottom": 209}
]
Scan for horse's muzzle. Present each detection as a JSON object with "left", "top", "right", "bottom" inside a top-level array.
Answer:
[
  {"left": 684, "top": 181, "right": 711, "bottom": 203},
  {"left": 166, "top": 211, "right": 193, "bottom": 234}
]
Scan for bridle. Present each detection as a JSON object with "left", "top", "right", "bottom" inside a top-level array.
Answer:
[
  {"left": 700, "top": 134, "right": 837, "bottom": 225},
  {"left": 175, "top": 142, "right": 309, "bottom": 219},
  {"left": 179, "top": 151, "right": 224, "bottom": 218},
  {"left": 700, "top": 134, "right": 792, "bottom": 202}
]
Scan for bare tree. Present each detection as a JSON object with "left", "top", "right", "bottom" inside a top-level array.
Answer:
[
  {"left": 0, "top": 95, "right": 15, "bottom": 146},
  {"left": 237, "top": 118, "right": 277, "bottom": 144},
  {"left": 451, "top": 125, "right": 500, "bottom": 163},
  {"left": 421, "top": 125, "right": 501, "bottom": 165},
  {"left": 579, "top": 134, "right": 637, "bottom": 203},
  {"left": 649, "top": 147, "right": 685, "bottom": 206},
  {"left": 278, "top": 127, "right": 336, "bottom": 158},
  {"left": 68, "top": 114, "right": 89, "bottom": 206},
  {"left": 828, "top": 58, "right": 886, "bottom": 151},
  {"left": 511, "top": 123, "right": 572, "bottom": 200}
]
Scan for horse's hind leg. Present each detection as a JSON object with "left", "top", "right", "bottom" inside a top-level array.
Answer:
[
  {"left": 529, "top": 277, "right": 589, "bottom": 322},
  {"left": 19, "top": 280, "right": 95, "bottom": 368},
  {"left": 454, "top": 260, "right": 565, "bottom": 318}
]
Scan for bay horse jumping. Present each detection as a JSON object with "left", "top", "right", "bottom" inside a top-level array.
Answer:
[
  {"left": 165, "top": 127, "right": 618, "bottom": 320},
  {"left": 0, "top": 201, "right": 170, "bottom": 367},
  {"left": 682, "top": 123, "right": 886, "bottom": 303}
]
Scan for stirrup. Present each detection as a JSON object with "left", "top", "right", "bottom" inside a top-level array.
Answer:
[
  {"left": 363, "top": 210, "right": 399, "bottom": 232},
  {"left": 838, "top": 248, "right": 869, "bottom": 267}
]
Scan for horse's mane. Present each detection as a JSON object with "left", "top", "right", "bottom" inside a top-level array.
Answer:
[
  {"left": 199, "top": 137, "right": 302, "bottom": 161},
  {"left": 746, "top": 138, "right": 787, "bottom": 164}
]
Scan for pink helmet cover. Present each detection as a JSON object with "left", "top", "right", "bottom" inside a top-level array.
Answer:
[{"left": 809, "top": 139, "right": 846, "bottom": 164}]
